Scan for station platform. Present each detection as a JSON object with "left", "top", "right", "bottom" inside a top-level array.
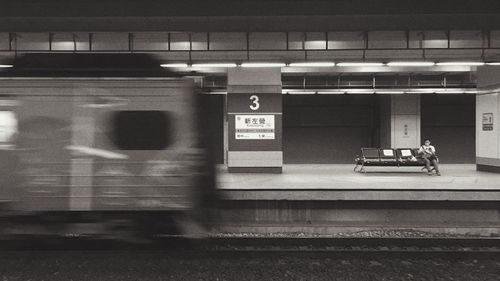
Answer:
[{"left": 216, "top": 164, "right": 500, "bottom": 201}]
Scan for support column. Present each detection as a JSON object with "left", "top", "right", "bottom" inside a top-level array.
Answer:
[
  {"left": 226, "top": 68, "right": 282, "bottom": 173},
  {"left": 390, "top": 95, "right": 421, "bottom": 148},
  {"left": 476, "top": 66, "right": 500, "bottom": 172}
]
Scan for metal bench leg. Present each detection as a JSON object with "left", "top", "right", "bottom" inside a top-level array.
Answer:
[{"left": 360, "top": 164, "right": 366, "bottom": 173}]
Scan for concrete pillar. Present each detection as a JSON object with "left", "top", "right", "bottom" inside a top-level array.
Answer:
[
  {"left": 226, "top": 68, "right": 282, "bottom": 173},
  {"left": 476, "top": 66, "right": 500, "bottom": 172},
  {"left": 390, "top": 95, "right": 421, "bottom": 148}
]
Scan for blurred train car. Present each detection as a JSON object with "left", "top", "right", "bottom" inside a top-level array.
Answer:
[{"left": 0, "top": 54, "right": 217, "bottom": 238}]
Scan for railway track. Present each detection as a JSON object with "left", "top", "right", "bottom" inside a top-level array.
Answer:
[
  {"left": 206, "top": 237, "right": 500, "bottom": 256},
  {"left": 0, "top": 235, "right": 499, "bottom": 255}
]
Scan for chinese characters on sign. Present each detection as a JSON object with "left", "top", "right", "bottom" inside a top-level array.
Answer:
[
  {"left": 483, "top": 113, "right": 493, "bottom": 131},
  {"left": 235, "top": 115, "right": 275, "bottom": 139}
]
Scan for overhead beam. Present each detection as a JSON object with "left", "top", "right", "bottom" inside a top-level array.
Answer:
[{"left": 1, "top": 14, "right": 500, "bottom": 32}]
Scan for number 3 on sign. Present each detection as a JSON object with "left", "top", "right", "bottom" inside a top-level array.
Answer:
[{"left": 249, "top": 95, "right": 260, "bottom": 110}]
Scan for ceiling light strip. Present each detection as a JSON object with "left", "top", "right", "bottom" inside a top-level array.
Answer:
[
  {"left": 192, "top": 63, "right": 237, "bottom": 68},
  {"left": 241, "top": 62, "right": 286, "bottom": 68},
  {"left": 283, "top": 88, "right": 478, "bottom": 95},
  {"left": 386, "top": 62, "right": 435, "bottom": 67},
  {"left": 337, "top": 62, "right": 385, "bottom": 67},
  {"left": 289, "top": 62, "right": 335, "bottom": 67},
  {"left": 160, "top": 63, "right": 189, "bottom": 68},
  {"left": 436, "top": 62, "right": 485, "bottom": 66}
]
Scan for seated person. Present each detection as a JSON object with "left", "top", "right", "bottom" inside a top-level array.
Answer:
[{"left": 418, "top": 138, "right": 441, "bottom": 176}]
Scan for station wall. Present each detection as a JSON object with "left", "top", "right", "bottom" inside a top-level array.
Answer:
[
  {"left": 200, "top": 94, "right": 224, "bottom": 164},
  {"left": 283, "top": 95, "right": 379, "bottom": 164},
  {"left": 421, "top": 94, "right": 476, "bottom": 163},
  {"left": 280, "top": 94, "right": 476, "bottom": 164}
]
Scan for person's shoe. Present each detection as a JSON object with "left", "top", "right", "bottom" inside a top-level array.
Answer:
[
  {"left": 428, "top": 172, "right": 433, "bottom": 176},
  {"left": 436, "top": 172, "right": 441, "bottom": 176}
]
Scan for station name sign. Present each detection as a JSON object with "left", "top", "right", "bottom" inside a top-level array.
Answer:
[{"left": 235, "top": 114, "right": 275, "bottom": 139}]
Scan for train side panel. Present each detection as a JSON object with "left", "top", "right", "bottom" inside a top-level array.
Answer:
[{"left": 0, "top": 78, "right": 207, "bottom": 213}]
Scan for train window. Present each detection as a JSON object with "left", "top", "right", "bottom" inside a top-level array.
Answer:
[
  {"left": 0, "top": 111, "right": 17, "bottom": 144},
  {"left": 112, "top": 111, "right": 171, "bottom": 150}
]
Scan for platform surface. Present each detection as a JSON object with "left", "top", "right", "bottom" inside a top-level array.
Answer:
[{"left": 217, "top": 164, "right": 500, "bottom": 190}]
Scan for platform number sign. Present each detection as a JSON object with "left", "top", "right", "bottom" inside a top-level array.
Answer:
[
  {"left": 249, "top": 95, "right": 260, "bottom": 111},
  {"left": 483, "top": 113, "right": 494, "bottom": 131}
]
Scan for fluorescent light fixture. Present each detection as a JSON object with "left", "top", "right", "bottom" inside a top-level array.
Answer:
[
  {"left": 405, "top": 89, "right": 433, "bottom": 93},
  {"left": 386, "top": 61, "right": 435, "bottom": 67},
  {"left": 285, "top": 91, "right": 316, "bottom": 95},
  {"left": 0, "top": 64, "right": 13, "bottom": 68},
  {"left": 344, "top": 89, "right": 375, "bottom": 94},
  {"left": 160, "top": 63, "right": 189, "bottom": 68},
  {"left": 286, "top": 88, "right": 479, "bottom": 95},
  {"left": 241, "top": 62, "right": 286, "bottom": 68},
  {"left": 486, "top": 62, "right": 500, "bottom": 65},
  {"left": 434, "top": 89, "right": 478, "bottom": 94},
  {"left": 317, "top": 91, "right": 346, "bottom": 95},
  {"left": 475, "top": 89, "right": 491, "bottom": 94},
  {"left": 434, "top": 90, "right": 463, "bottom": 94},
  {"left": 192, "top": 63, "right": 237, "bottom": 68},
  {"left": 436, "top": 62, "right": 485, "bottom": 66},
  {"left": 289, "top": 62, "right": 335, "bottom": 67},
  {"left": 375, "top": 90, "right": 405, "bottom": 94},
  {"left": 337, "top": 62, "right": 384, "bottom": 67}
]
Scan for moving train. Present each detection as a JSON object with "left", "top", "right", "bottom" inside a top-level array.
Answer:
[{"left": 0, "top": 53, "right": 217, "bottom": 238}]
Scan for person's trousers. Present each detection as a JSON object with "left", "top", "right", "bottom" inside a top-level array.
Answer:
[{"left": 424, "top": 157, "right": 439, "bottom": 173}]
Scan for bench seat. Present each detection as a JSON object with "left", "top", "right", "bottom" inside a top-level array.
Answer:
[{"left": 354, "top": 147, "right": 437, "bottom": 173}]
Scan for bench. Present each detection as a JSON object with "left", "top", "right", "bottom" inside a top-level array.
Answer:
[{"left": 354, "top": 148, "right": 438, "bottom": 173}]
